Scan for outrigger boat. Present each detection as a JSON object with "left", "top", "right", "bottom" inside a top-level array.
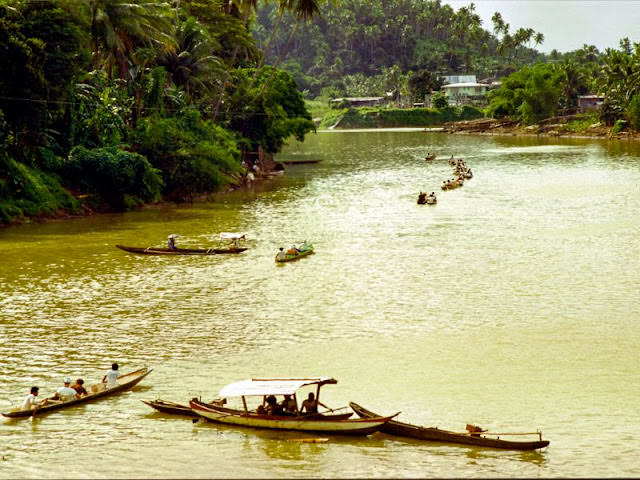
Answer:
[
  {"left": 275, "top": 241, "right": 314, "bottom": 262},
  {"left": 2, "top": 367, "right": 152, "bottom": 419},
  {"left": 349, "top": 402, "right": 549, "bottom": 450},
  {"left": 189, "top": 377, "right": 397, "bottom": 436},
  {"left": 116, "top": 233, "right": 248, "bottom": 255}
]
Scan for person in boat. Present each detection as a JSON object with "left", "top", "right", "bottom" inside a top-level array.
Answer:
[
  {"left": 300, "top": 392, "right": 329, "bottom": 415},
  {"left": 265, "top": 395, "right": 283, "bottom": 416},
  {"left": 417, "top": 192, "right": 426, "bottom": 204},
  {"left": 280, "top": 394, "right": 298, "bottom": 415},
  {"left": 276, "top": 247, "right": 286, "bottom": 261},
  {"left": 22, "top": 386, "right": 47, "bottom": 410},
  {"left": 167, "top": 236, "right": 177, "bottom": 250},
  {"left": 50, "top": 377, "right": 79, "bottom": 402},
  {"left": 286, "top": 244, "right": 299, "bottom": 255},
  {"left": 102, "top": 363, "right": 120, "bottom": 389},
  {"left": 70, "top": 378, "right": 88, "bottom": 397}
]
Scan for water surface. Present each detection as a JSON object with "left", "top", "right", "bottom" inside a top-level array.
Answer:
[{"left": 1, "top": 131, "right": 639, "bottom": 478}]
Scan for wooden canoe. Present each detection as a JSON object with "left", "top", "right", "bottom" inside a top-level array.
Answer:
[
  {"left": 275, "top": 244, "right": 314, "bottom": 262},
  {"left": 2, "top": 367, "right": 152, "bottom": 419},
  {"left": 349, "top": 402, "right": 549, "bottom": 450},
  {"left": 190, "top": 398, "right": 393, "bottom": 436},
  {"left": 141, "top": 399, "right": 198, "bottom": 416},
  {"left": 116, "top": 245, "right": 247, "bottom": 255}
]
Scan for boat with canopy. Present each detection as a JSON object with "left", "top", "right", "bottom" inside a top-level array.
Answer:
[{"left": 189, "top": 377, "right": 397, "bottom": 435}]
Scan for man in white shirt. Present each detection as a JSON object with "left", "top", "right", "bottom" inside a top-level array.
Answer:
[
  {"left": 102, "top": 363, "right": 120, "bottom": 388},
  {"left": 53, "top": 377, "right": 79, "bottom": 402},
  {"left": 22, "top": 386, "right": 43, "bottom": 410}
]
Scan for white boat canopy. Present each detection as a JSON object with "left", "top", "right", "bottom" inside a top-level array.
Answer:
[
  {"left": 219, "top": 232, "right": 246, "bottom": 240},
  {"left": 219, "top": 377, "right": 337, "bottom": 398}
]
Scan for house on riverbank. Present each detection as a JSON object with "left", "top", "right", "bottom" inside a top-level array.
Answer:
[{"left": 442, "top": 82, "right": 490, "bottom": 106}]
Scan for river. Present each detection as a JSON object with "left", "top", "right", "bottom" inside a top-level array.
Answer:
[{"left": 1, "top": 130, "right": 639, "bottom": 478}]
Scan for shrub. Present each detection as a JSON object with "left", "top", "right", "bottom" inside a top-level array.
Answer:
[
  {"left": 132, "top": 112, "right": 241, "bottom": 200},
  {"left": 626, "top": 95, "right": 640, "bottom": 131},
  {"left": 63, "top": 146, "right": 163, "bottom": 210}
]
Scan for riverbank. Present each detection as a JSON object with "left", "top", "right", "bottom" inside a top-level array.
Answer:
[{"left": 442, "top": 115, "right": 640, "bottom": 141}]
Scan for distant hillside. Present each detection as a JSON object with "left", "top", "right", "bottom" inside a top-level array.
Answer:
[{"left": 253, "top": 0, "right": 546, "bottom": 98}]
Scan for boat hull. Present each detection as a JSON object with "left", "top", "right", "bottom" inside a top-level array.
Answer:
[
  {"left": 2, "top": 367, "right": 152, "bottom": 418},
  {"left": 190, "top": 399, "right": 390, "bottom": 435},
  {"left": 349, "top": 402, "right": 549, "bottom": 450},
  {"left": 141, "top": 399, "right": 198, "bottom": 417},
  {"left": 116, "top": 245, "right": 247, "bottom": 255},
  {"left": 275, "top": 246, "right": 314, "bottom": 262}
]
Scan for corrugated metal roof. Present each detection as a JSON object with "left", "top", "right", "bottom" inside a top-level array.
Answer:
[{"left": 219, "top": 377, "right": 337, "bottom": 397}]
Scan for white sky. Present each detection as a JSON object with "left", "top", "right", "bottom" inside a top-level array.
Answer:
[{"left": 444, "top": 0, "right": 640, "bottom": 53}]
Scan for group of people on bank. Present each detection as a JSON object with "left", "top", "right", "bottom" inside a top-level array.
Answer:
[
  {"left": 21, "top": 363, "right": 121, "bottom": 412},
  {"left": 256, "top": 392, "right": 327, "bottom": 416}
]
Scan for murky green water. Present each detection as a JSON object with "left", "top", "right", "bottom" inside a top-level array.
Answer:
[{"left": 1, "top": 131, "right": 639, "bottom": 478}]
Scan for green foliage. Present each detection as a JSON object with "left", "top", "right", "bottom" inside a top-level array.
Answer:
[
  {"left": 431, "top": 92, "right": 449, "bottom": 109},
  {"left": 71, "top": 71, "right": 132, "bottom": 148},
  {"left": 254, "top": 0, "right": 546, "bottom": 97},
  {"left": 322, "top": 106, "right": 483, "bottom": 128},
  {"left": 625, "top": 95, "right": 640, "bottom": 131},
  {"left": 0, "top": 151, "right": 79, "bottom": 223},
  {"left": 611, "top": 119, "right": 627, "bottom": 135},
  {"left": 132, "top": 111, "right": 241, "bottom": 200},
  {"left": 565, "top": 113, "right": 600, "bottom": 133},
  {"left": 62, "top": 146, "right": 163, "bottom": 210},
  {"left": 226, "top": 67, "right": 315, "bottom": 154},
  {"left": 487, "top": 63, "right": 563, "bottom": 124}
]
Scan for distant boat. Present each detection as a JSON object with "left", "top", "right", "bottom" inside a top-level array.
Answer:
[
  {"left": 116, "top": 245, "right": 247, "bottom": 255},
  {"left": 280, "top": 159, "right": 323, "bottom": 164},
  {"left": 275, "top": 242, "right": 314, "bottom": 262},
  {"left": 2, "top": 367, "right": 152, "bottom": 419},
  {"left": 349, "top": 402, "right": 549, "bottom": 450}
]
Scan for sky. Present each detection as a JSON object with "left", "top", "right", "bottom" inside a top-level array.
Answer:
[{"left": 444, "top": 0, "right": 640, "bottom": 53}]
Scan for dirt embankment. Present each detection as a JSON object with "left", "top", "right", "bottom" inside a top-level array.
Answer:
[{"left": 442, "top": 116, "right": 640, "bottom": 140}]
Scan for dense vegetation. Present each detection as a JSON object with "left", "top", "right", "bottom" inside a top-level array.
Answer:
[
  {"left": 0, "top": 0, "right": 315, "bottom": 224},
  {"left": 253, "top": 0, "right": 546, "bottom": 101},
  {"left": 1, "top": 0, "right": 638, "bottom": 225},
  {"left": 486, "top": 39, "right": 640, "bottom": 127}
]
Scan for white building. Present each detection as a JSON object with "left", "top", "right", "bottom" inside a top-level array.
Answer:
[{"left": 441, "top": 82, "right": 489, "bottom": 106}]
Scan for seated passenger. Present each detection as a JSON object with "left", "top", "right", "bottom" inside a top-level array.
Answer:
[
  {"left": 300, "top": 392, "right": 329, "bottom": 415},
  {"left": 280, "top": 394, "right": 298, "bottom": 415},
  {"left": 70, "top": 378, "right": 88, "bottom": 397},
  {"left": 51, "top": 377, "right": 79, "bottom": 402},
  {"left": 265, "top": 395, "right": 283, "bottom": 415},
  {"left": 22, "top": 386, "right": 46, "bottom": 410},
  {"left": 276, "top": 247, "right": 286, "bottom": 261}
]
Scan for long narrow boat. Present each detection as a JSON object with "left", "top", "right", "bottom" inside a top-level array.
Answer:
[
  {"left": 116, "top": 245, "right": 247, "bottom": 255},
  {"left": 190, "top": 377, "right": 396, "bottom": 436},
  {"left": 141, "top": 399, "right": 198, "bottom": 417},
  {"left": 349, "top": 402, "right": 549, "bottom": 450},
  {"left": 275, "top": 242, "right": 314, "bottom": 262},
  {"left": 2, "top": 367, "right": 152, "bottom": 419}
]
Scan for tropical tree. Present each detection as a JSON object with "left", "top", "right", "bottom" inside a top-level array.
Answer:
[
  {"left": 82, "top": 0, "right": 173, "bottom": 78},
  {"left": 156, "top": 16, "right": 223, "bottom": 99},
  {"left": 257, "top": 0, "right": 323, "bottom": 97}
]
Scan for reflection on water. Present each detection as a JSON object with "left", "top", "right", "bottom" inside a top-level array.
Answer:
[{"left": 1, "top": 132, "right": 640, "bottom": 478}]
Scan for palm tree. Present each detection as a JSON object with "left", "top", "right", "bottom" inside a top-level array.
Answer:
[
  {"left": 156, "top": 16, "right": 223, "bottom": 99},
  {"left": 533, "top": 32, "right": 545, "bottom": 50},
  {"left": 85, "top": 0, "right": 173, "bottom": 78},
  {"left": 246, "top": 0, "right": 294, "bottom": 92},
  {"left": 212, "top": 0, "right": 259, "bottom": 121},
  {"left": 256, "top": 0, "right": 323, "bottom": 98}
]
